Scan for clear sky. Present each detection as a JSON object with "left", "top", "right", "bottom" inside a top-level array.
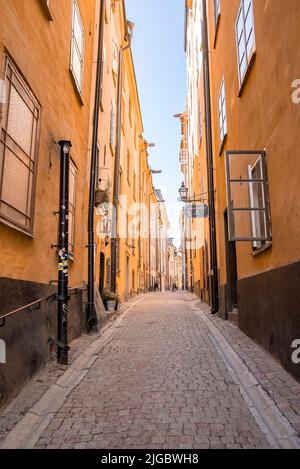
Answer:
[{"left": 125, "top": 0, "right": 186, "bottom": 246}]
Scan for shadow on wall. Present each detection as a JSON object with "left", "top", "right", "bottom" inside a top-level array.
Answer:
[{"left": 0, "top": 278, "right": 87, "bottom": 409}]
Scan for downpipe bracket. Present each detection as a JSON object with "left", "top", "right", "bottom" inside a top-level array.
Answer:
[{"left": 49, "top": 337, "right": 70, "bottom": 353}]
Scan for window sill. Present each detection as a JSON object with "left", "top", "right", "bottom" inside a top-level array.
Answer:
[
  {"left": 219, "top": 133, "right": 227, "bottom": 156},
  {"left": 251, "top": 241, "right": 272, "bottom": 257},
  {"left": 112, "top": 71, "right": 118, "bottom": 87},
  {"left": 109, "top": 144, "right": 115, "bottom": 156},
  {"left": 69, "top": 69, "right": 84, "bottom": 106},
  {"left": 213, "top": 15, "right": 221, "bottom": 49},
  {"left": 0, "top": 216, "right": 34, "bottom": 239},
  {"left": 238, "top": 51, "right": 256, "bottom": 98},
  {"left": 40, "top": 0, "right": 53, "bottom": 21}
]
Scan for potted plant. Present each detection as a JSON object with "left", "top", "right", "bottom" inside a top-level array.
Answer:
[
  {"left": 94, "top": 188, "right": 109, "bottom": 207},
  {"left": 103, "top": 292, "right": 119, "bottom": 312}
]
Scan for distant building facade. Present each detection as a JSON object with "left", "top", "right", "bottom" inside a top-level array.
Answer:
[{"left": 168, "top": 241, "right": 182, "bottom": 291}]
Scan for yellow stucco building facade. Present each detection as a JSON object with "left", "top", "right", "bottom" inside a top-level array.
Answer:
[
  {"left": 182, "top": 0, "right": 300, "bottom": 380},
  {"left": 0, "top": 0, "right": 169, "bottom": 406}
]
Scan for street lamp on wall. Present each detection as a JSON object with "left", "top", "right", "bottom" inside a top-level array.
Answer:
[
  {"left": 178, "top": 182, "right": 210, "bottom": 204},
  {"left": 178, "top": 182, "right": 188, "bottom": 202}
]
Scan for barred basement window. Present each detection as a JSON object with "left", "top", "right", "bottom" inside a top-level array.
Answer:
[
  {"left": 235, "top": 0, "right": 256, "bottom": 88},
  {"left": 0, "top": 55, "right": 41, "bottom": 234},
  {"left": 225, "top": 150, "right": 272, "bottom": 246},
  {"left": 70, "top": 0, "right": 85, "bottom": 95}
]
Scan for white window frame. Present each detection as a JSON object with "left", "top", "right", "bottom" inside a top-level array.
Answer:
[
  {"left": 70, "top": 0, "right": 85, "bottom": 95},
  {"left": 218, "top": 77, "right": 227, "bottom": 146},
  {"left": 248, "top": 156, "right": 268, "bottom": 250},
  {"left": 225, "top": 150, "right": 272, "bottom": 244},
  {"left": 235, "top": 0, "right": 256, "bottom": 89},
  {"left": 214, "top": 0, "right": 221, "bottom": 27}
]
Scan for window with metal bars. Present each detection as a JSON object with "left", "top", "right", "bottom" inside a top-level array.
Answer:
[{"left": 0, "top": 55, "right": 41, "bottom": 234}]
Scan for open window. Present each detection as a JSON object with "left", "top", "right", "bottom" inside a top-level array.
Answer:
[{"left": 225, "top": 150, "right": 272, "bottom": 246}]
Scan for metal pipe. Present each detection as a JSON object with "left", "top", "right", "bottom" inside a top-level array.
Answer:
[
  {"left": 57, "top": 140, "right": 71, "bottom": 365},
  {"left": 201, "top": 0, "right": 219, "bottom": 314},
  {"left": 87, "top": 0, "right": 106, "bottom": 330}
]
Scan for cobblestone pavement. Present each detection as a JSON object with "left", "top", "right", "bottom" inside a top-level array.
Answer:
[
  {"left": 196, "top": 298, "right": 300, "bottom": 436},
  {"left": 0, "top": 297, "right": 134, "bottom": 445},
  {"left": 2, "top": 292, "right": 300, "bottom": 449},
  {"left": 34, "top": 292, "right": 274, "bottom": 449}
]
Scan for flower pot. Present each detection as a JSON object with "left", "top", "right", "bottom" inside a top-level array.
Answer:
[
  {"left": 106, "top": 300, "right": 116, "bottom": 312},
  {"left": 94, "top": 189, "right": 107, "bottom": 207}
]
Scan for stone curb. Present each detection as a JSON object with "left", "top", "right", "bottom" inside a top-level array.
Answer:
[
  {"left": 191, "top": 303, "right": 300, "bottom": 449},
  {"left": 1, "top": 295, "right": 146, "bottom": 449}
]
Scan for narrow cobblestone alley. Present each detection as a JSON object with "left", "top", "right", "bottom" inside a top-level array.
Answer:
[{"left": 3, "top": 292, "right": 300, "bottom": 450}]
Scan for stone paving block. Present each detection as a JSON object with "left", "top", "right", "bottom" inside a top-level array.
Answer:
[{"left": 4, "top": 292, "right": 300, "bottom": 449}]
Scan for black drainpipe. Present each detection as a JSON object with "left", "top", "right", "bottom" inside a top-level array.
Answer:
[
  {"left": 111, "top": 39, "right": 132, "bottom": 293},
  {"left": 57, "top": 140, "right": 72, "bottom": 365},
  {"left": 201, "top": 0, "right": 219, "bottom": 314},
  {"left": 87, "top": 0, "right": 105, "bottom": 331}
]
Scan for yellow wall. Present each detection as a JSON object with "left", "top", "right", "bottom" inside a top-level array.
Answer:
[
  {"left": 0, "top": 0, "right": 96, "bottom": 289},
  {"left": 207, "top": 0, "right": 300, "bottom": 284},
  {"left": 91, "top": 0, "right": 160, "bottom": 302}
]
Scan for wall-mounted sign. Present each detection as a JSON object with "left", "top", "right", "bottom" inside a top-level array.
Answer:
[{"left": 185, "top": 203, "right": 209, "bottom": 219}]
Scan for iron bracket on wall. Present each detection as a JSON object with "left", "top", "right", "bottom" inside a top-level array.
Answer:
[{"left": 48, "top": 337, "right": 70, "bottom": 353}]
